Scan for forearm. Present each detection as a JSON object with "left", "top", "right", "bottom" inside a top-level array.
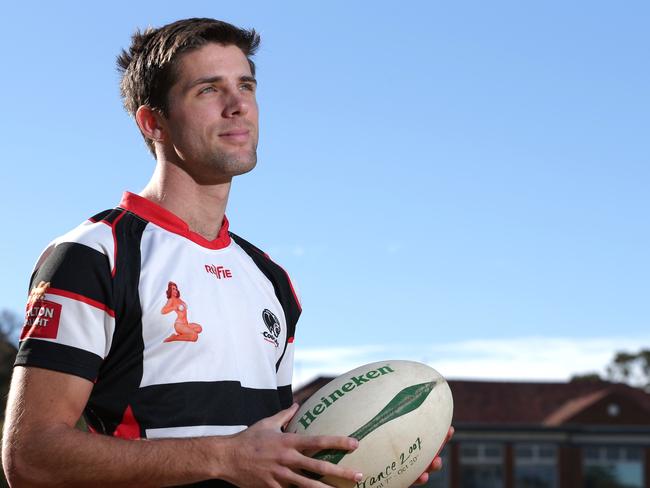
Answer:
[{"left": 4, "top": 423, "right": 230, "bottom": 487}]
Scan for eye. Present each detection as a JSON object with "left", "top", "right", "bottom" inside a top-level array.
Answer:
[
  {"left": 198, "top": 86, "right": 217, "bottom": 95},
  {"left": 240, "top": 83, "right": 256, "bottom": 92}
]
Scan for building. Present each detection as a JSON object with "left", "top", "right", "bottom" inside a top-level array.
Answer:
[{"left": 294, "top": 378, "right": 650, "bottom": 488}]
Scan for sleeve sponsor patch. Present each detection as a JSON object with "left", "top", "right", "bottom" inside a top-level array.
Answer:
[
  {"left": 21, "top": 281, "right": 61, "bottom": 340},
  {"left": 21, "top": 299, "right": 62, "bottom": 340}
]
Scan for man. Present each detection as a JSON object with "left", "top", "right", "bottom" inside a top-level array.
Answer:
[{"left": 3, "top": 18, "right": 448, "bottom": 487}]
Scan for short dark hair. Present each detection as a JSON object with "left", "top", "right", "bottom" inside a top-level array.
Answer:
[{"left": 117, "top": 18, "right": 260, "bottom": 156}]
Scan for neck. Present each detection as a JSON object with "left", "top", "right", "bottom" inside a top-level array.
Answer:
[{"left": 140, "top": 160, "right": 231, "bottom": 241}]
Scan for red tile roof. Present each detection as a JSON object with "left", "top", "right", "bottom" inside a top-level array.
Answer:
[
  {"left": 448, "top": 380, "right": 650, "bottom": 425},
  {"left": 294, "top": 377, "right": 650, "bottom": 427}
]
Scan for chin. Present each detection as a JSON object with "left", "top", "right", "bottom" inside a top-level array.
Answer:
[{"left": 196, "top": 151, "right": 257, "bottom": 182}]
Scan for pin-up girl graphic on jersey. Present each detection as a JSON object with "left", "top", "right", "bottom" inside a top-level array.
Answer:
[{"left": 161, "top": 281, "right": 203, "bottom": 342}]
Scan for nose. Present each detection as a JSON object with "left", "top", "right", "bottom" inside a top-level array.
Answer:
[{"left": 222, "top": 88, "right": 249, "bottom": 118}]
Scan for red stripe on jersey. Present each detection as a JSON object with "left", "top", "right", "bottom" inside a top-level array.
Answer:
[
  {"left": 47, "top": 287, "right": 115, "bottom": 318},
  {"left": 118, "top": 192, "right": 231, "bottom": 250},
  {"left": 287, "top": 337, "right": 294, "bottom": 343},
  {"left": 110, "top": 210, "right": 127, "bottom": 278},
  {"left": 113, "top": 405, "right": 141, "bottom": 439}
]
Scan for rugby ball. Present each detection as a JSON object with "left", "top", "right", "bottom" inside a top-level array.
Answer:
[{"left": 286, "top": 360, "right": 453, "bottom": 488}]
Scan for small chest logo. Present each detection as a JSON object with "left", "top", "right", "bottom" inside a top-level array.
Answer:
[
  {"left": 21, "top": 281, "right": 61, "bottom": 340},
  {"left": 204, "top": 264, "right": 233, "bottom": 279},
  {"left": 262, "top": 309, "right": 281, "bottom": 347}
]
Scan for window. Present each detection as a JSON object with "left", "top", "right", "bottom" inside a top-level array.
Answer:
[
  {"left": 459, "top": 442, "right": 504, "bottom": 488},
  {"left": 583, "top": 445, "right": 644, "bottom": 488},
  {"left": 514, "top": 443, "right": 558, "bottom": 488}
]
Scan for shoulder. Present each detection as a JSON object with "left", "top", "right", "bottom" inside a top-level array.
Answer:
[
  {"left": 229, "top": 232, "right": 293, "bottom": 288},
  {"left": 229, "top": 231, "right": 302, "bottom": 315},
  {"left": 34, "top": 207, "right": 149, "bottom": 277},
  {"left": 33, "top": 209, "right": 117, "bottom": 270}
]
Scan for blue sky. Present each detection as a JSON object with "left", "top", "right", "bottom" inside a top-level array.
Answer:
[{"left": 1, "top": 1, "right": 648, "bottom": 386}]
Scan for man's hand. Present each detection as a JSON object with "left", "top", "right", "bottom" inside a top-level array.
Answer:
[
  {"left": 411, "top": 426, "right": 455, "bottom": 486},
  {"left": 221, "top": 403, "right": 364, "bottom": 487}
]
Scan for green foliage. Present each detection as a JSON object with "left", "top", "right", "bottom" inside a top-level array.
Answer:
[
  {"left": 572, "top": 348, "right": 650, "bottom": 389},
  {"left": 605, "top": 348, "right": 650, "bottom": 388},
  {"left": 0, "top": 309, "right": 21, "bottom": 343},
  {"left": 570, "top": 372, "right": 603, "bottom": 383},
  {"left": 0, "top": 310, "right": 20, "bottom": 488}
]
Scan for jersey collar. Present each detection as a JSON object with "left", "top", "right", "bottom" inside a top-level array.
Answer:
[{"left": 118, "top": 192, "right": 231, "bottom": 250}]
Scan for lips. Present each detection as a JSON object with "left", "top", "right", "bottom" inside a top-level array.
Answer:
[
  {"left": 218, "top": 128, "right": 250, "bottom": 143},
  {"left": 220, "top": 129, "right": 249, "bottom": 136}
]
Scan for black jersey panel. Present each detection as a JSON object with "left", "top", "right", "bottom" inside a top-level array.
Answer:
[
  {"left": 86, "top": 213, "right": 148, "bottom": 436},
  {"left": 229, "top": 233, "right": 300, "bottom": 371},
  {"left": 31, "top": 242, "right": 113, "bottom": 310},
  {"left": 89, "top": 209, "right": 112, "bottom": 223},
  {"left": 133, "top": 381, "right": 285, "bottom": 431},
  {"left": 278, "top": 384, "right": 293, "bottom": 409},
  {"left": 101, "top": 208, "right": 127, "bottom": 225},
  {"left": 14, "top": 339, "right": 102, "bottom": 381}
]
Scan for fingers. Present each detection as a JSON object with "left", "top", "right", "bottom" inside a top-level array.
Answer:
[
  {"left": 433, "top": 425, "right": 455, "bottom": 458},
  {"left": 298, "top": 455, "right": 363, "bottom": 484},
  {"left": 265, "top": 403, "right": 300, "bottom": 430},
  {"left": 412, "top": 455, "right": 442, "bottom": 486},
  {"left": 283, "top": 466, "right": 356, "bottom": 488},
  {"left": 446, "top": 426, "right": 455, "bottom": 443},
  {"left": 411, "top": 472, "right": 429, "bottom": 485},
  {"left": 280, "top": 434, "right": 362, "bottom": 486},
  {"left": 428, "top": 457, "right": 443, "bottom": 472},
  {"left": 292, "top": 434, "right": 359, "bottom": 452}
]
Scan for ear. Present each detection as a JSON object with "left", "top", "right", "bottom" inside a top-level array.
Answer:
[{"left": 135, "top": 106, "right": 166, "bottom": 142}]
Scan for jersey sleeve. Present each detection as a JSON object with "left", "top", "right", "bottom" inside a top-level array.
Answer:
[{"left": 15, "top": 237, "right": 115, "bottom": 382}]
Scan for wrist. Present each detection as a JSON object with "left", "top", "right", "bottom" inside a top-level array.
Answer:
[{"left": 203, "top": 434, "right": 235, "bottom": 481}]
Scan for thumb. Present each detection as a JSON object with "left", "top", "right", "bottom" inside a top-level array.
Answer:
[{"left": 268, "top": 403, "right": 300, "bottom": 430}]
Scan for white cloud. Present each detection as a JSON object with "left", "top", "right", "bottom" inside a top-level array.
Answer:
[{"left": 292, "top": 335, "right": 650, "bottom": 388}]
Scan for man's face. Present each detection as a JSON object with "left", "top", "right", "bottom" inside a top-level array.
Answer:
[{"left": 161, "top": 43, "right": 259, "bottom": 183}]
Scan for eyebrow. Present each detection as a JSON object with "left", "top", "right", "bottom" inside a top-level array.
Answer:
[{"left": 185, "top": 75, "right": 257, "bottom": 92}]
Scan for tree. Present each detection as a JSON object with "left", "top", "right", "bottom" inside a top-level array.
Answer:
[
  {"left": 570, "top": 348, "right": 650, "bottom": 389},
  {"left": 0, "top": 309, "right": 22, "bottom": 343},
  {"left": 605, "top": 349, "right": 650, "bottom": 388},
  {"left": 570, "top": 373, "right": 603, "bottom": 383},
  {"left": 0, "top": 310, "right": 19, "bottom": 488}
]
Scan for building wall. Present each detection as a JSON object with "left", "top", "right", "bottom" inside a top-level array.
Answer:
[{"left": 428, "top": 431, "right": 650, "bottom": 488}]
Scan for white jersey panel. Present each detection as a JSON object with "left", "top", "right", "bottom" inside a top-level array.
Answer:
[
  {"left": 145, "top": 424, "right": 247, "bottom": 439},
  {"left": 138, "top": 223, "right": 287, "bottom": 389},
  {"left": 55, "top": 220, "right": 115, "bottom": 271},
  {"left": 31, "top": 292, "right": 116, "bottom": 359},
  {"left": 276, "top": 342, "right": 294, "bottom": 387},
  {"left": 31, "top": 220, "right": 115, "bottom": 278}
]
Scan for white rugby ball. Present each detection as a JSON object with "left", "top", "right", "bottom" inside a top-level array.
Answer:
[{"left": 286, "top": 360, "right": 453, "bottom": 488}]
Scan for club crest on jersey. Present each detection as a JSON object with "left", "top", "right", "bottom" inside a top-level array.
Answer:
[
  {"left": 21, "top": 281, "right": 61, "bottom": 340},
  {"left": 262, "top": 309, "right": 281, "bottom": 347}
]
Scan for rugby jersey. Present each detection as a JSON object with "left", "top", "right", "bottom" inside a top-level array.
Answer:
[{"left": 16, "top": 192, "right": 301, "bottom": 443}]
